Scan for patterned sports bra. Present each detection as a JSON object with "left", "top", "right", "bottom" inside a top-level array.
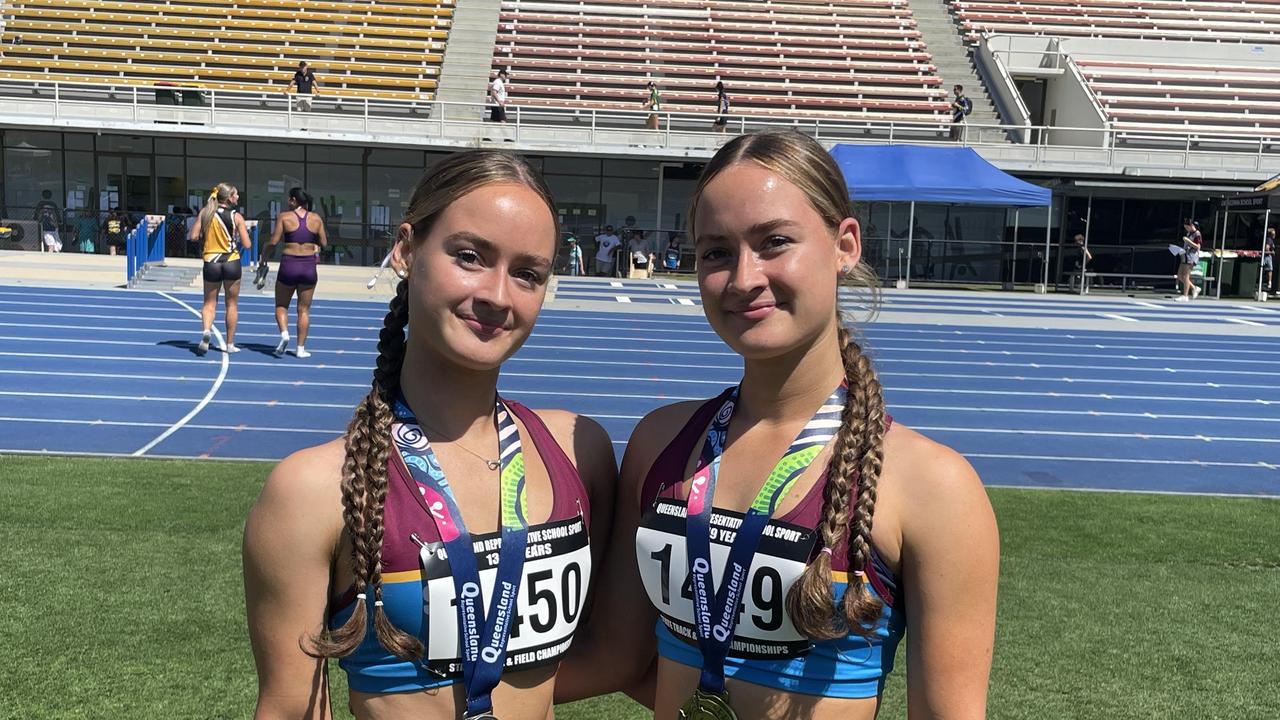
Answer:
[
  {"left": 329, "top": 400, "right": 593, "bottom": 695},
  {"left": 635, "top": 389, "right": 905, "bottom": 699}
]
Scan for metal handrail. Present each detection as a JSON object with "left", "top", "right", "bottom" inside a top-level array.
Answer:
[{"left": 0, "top": 76, "right": 1275, "bottom": 160}]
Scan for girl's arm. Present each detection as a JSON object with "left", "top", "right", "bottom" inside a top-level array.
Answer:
[
  {"left": 898, "top": 433, "right": 1000, "bottom": 720},
  {"left": 244, "top": 444, "right": 345, "bottom": 720},
  {"left": 188, "top": 216, "right": 202, "bottom": 243}
]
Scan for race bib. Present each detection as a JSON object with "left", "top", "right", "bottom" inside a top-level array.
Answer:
[
  {"left": 417, "top": 515, "right": 591, "bottom": 675},
  {"left": 636, "top": 498, "right": 817, "bottom": 659}
]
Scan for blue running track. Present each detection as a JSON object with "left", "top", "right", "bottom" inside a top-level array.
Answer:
[{"left": 0, "top": 283, "right": 1276, "bottom": 498}]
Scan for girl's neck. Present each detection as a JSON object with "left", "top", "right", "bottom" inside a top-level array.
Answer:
[
  {"left": 736, "top": 322, "right": 845, "bottom": 427},
  {"left": 398, "top": 345, "right": 502, "bottom": 439}
]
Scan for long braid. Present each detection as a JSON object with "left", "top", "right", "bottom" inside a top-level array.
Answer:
[
  {"left": 837, "top": 325, "right": 887, "bottom": 634},
  {"left": 309, "top": 279, "right": 421, "bottom": 660},
  {"left": 786, "top": 323, "right": 886, "bottom": 640}
]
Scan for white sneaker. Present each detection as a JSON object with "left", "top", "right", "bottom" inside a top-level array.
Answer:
[
  {"left": 224, "top": 343, "right": 240, "bottom": 353},
  {"left": 273, "top": 335, "right": 289, "bottom": 357},
  {"left": 1175, "top": 295, "right": 1190, "bottom": 302},
  {"left": 196, "top": 333, "right": 210, "bottom": 356},
  {"left": 1192, "top": 285, "right": 1202, "bottom": 299},
  {"left": 295, "top": 347, "right": 311, "bottom": 359}
]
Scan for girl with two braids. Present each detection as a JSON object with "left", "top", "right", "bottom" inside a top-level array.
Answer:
[
  {"left": 558, "top": 131, "right": 999, "bottom": 719},
  {"left": 243, "top": 150, "right": 616, "bottom": 720}
]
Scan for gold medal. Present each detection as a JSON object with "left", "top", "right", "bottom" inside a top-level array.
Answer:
[{"left": 677, "top": 688, "right": 737, "bottom": 720}]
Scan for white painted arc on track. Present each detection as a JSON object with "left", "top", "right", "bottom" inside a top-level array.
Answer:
[{"left": 131, "top": 292, "right": 228, "bottom": 456}]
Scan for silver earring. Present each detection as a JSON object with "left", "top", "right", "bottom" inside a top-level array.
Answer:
[
  {"left": 395, "top": 269, "right": 408, "bottom": 279},
  {"left": 839, "top": 264, "right": 852, "bottom": 276}
]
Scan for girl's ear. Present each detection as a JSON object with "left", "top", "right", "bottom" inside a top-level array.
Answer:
[
  {"left": 390, "top": 223, "right": 415, "bottom": 277},
  {"left": 836, "top": 217, "right": 862, "bottom": 272}
]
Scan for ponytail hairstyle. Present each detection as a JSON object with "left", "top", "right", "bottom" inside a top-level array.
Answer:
[
  {"left": 199, "top": 183, "right": 237, "bottom": 236},
  {"left": 688, "top": 130, "right": 886, "bottom": 640},
  {"left": 288, "top": 186, "right": 313, "bottom": 211},
  {"left": 309, "top": 150, "right": 556, "bottom": 661}
]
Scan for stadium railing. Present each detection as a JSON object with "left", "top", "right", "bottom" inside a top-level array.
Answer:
[{"left": 0, "top": 77, "right": 1276, "bottom": 168}]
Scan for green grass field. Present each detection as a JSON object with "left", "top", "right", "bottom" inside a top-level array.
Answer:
[{"left": 1, "top": 456, "right": 1276, "bottom": 719}]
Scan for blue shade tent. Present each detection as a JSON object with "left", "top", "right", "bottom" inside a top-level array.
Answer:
[{"left": 828, "top": 144, "right": 1053, "bottom": 287}]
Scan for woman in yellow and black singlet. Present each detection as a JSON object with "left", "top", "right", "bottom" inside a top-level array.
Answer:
[{"left": 187, "top": 183, "right": 252, "bottom": 356}]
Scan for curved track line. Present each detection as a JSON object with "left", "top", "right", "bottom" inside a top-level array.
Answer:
[{"left": 132, "top": 292, "right": 228, "bottom": 456}]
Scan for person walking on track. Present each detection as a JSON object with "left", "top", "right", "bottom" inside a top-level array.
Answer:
[
  {"left": 261, "top": 187, "right": 328, "bottom": 358},
  {"left": 188, "top": 183, "right": 252, "bottom": 355}
]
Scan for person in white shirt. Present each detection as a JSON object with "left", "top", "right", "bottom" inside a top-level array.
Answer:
[
  {"left": 488, "top": 69, "right": 509, "bottom": 123},
  {"left": 594, "top": 225, "right": 621, "bottom": 276}
]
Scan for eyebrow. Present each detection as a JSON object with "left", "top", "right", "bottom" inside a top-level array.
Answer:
[
  {"left": 695, "top": 218, "right": 798, "bottom": 245},
  {"left": 443, "top": 231, "right": 553, "bottom": 268}
]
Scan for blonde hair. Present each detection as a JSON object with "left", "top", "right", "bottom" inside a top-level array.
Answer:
[
  {"left": 310, "top": 150, "right": 556, "bottom": 660},
  {"left": 199, "top": 183, "right": 236, "bottom": 235},
  {"left": 689, "top": 130, "right": 886, "bottom": 639}
]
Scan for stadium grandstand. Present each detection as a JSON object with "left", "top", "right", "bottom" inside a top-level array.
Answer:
[{"left": 0, "top": 0, "right": 1276, "bottom": 296}]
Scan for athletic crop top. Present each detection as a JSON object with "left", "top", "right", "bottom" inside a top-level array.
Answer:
[
  {"left": 635, "top": 389, "right": 905, "bottom": 699},
  {"left": 201, "top": 206, "right": 240, "bottom": 263},
  {"left": 329, "top": 400, "right": 593, "bottom": 695},
  {"left": 282, "top": 209, "right": 318, "bottom": 245}
]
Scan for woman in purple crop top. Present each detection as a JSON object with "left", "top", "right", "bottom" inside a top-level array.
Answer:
[
  {"left": 263, "top": 187, "right": 328, "bottom": 358},
  {"left": 558, "top": 131, "right": 999, "bottom": 719},
  {"left": 243, "top": 151, "right": 616, "bottom": 720}
]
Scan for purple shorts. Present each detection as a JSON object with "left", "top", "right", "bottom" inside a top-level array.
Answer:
[{"left": 277, "top": 253, "right": 318, "bottom": 287}]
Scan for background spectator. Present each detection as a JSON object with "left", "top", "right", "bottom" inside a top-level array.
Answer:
[
  {"left": 594, "top": 224, "right": 620, "bottom": 276},
  {"left": 286, "top": 61, "right": 319, "bottom": 112},
  {"left": 488, "top": 69, "right": 509, "bottom": 122}
]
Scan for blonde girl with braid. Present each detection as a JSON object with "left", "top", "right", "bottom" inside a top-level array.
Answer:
[
  {"left": 556, "top": 130, "right": 999, "bottom": 719},
  {"left": 188, "top": 182, "right": 252, "bottom": 355},
  {"left": 243, "top": 150, "right": 617, "bottom": 720}
]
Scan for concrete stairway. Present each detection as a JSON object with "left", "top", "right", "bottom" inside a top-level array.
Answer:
[
  {"left": 133, "top": 263, "right": 201, "bottom": 291},
  {"left": 907, "top": 0, "right": 1007, "bottom": 143},
  {"left": 435, "top": 0, "right": 503, "bottom": 121}
]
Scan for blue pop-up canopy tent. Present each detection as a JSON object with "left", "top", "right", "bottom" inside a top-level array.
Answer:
[{"left": 828, "top": 144, "right": 1053, "bottom": 287}]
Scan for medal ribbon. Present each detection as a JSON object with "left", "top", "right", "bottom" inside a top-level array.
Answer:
[
  {"left": 685, "top": 384, "right": 846, "bottom": 695},
  {"left": 392, "top": 396, "right": 529, "bottom": 719}
]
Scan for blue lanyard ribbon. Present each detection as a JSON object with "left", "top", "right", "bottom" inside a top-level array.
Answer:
[
  {"left": 392, "top": 396, "right": 529, "bottom": 718},
  {"left": 684, "top": 384, "right": 846, "bottom": 694}
]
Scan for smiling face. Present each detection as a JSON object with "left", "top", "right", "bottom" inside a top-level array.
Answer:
[
  {"left": 393, "top": 182, "right": 556, "bottom": 372},
  {"left": 694, "top": 161, "right": 860, "bottom": 360}
]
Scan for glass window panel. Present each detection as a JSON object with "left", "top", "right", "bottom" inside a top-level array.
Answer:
[
  {"left": 156, "top": 137, "right": 184, "bottom": 155},
  {"left": 307, "top": 162, "right": 365, "bottom": 262},
  {"left": 65, "top": 134, "right": 94, "bottom": 151},
  {"left": 601, "top": 175, "right": 657, "bottom": 233},
  {"left": 186, "top": 157, "right": 246, "bottom": 214},
  {"left": 4, "top": 147, "right": 62, "bottom": 220},
  {"left": 543, "top": 156, "right": 601, "bottom": 175},
  {"left": 368, "top": 148, "right": 424, "bottom": 167},
  {"left": 247, "top": 159, "right": 306, "bottom": 226},
  {"left": 98, "top": 135, "right": 153, "bottom": 154},
  {"left": 4, "top": 130, "right": 60, "bottom": 149},
  {"left": 65, "top": 151, "right": 94, "bottom": 212},
  {"left": 367, "top": 165, "right": 421, "bottom": 241},
  {"left": 249, "top": 142, "right": 305, "bottom": 162},
  {"left": 187, "top": 138, "right": 245, "bottom": 158},
  {"left": 308, "top": 144, "right": 362, "bottom": 164}
]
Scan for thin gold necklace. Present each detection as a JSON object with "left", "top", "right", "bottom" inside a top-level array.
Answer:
[{"left": 416, "top": 419, "right": 500, "bottom": 471}]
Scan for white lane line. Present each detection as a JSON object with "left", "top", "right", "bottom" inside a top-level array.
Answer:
[
  {"left": 133, "top": 292, "right": 229, "bottom": 456},
  {"left": 660, "top": 283, "right": 677, "bottom": 289},
  {"left": 609, "top": 281, "right": 623, "bottom": 288},
  {"left": 0, "top": 389, "right": 354, "bottom": 409},
  {"left": 1133, "top": 301, "right": 1164, "bottom": 309},
  {"left": 1101, "top": 313, "right": 1139, "bottom": 322},
  {"left": 890, "top": 403, "right": 1280, "bottom": 423},
  {"left": 676, "top": 298, "right": 696, "bottom": 306},
  {"left": 1226, "top": 317, "right": 1265, "bottom": 327},
  {"left": 616, "top": 296, "right": 632, "bottom": 303},
  {"left": 1236, "top": 305, "right": 1280, "bottom": 314},
  {"left": 914, "top": 425, "right": 1280, "bottom": 444},
  {"left": 0, "top": 416, "right": 339, "bottom": 434},
  {"left": 969, "top": 453, "right": 1279, "bottom": 471}
]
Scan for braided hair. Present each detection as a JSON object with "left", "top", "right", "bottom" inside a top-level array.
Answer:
[
  {"left": 308, "top": 150, "right": 556, "bottom": 660},
  {"left": 688, "top": 130, "right": 888, "bottom": 639}
]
